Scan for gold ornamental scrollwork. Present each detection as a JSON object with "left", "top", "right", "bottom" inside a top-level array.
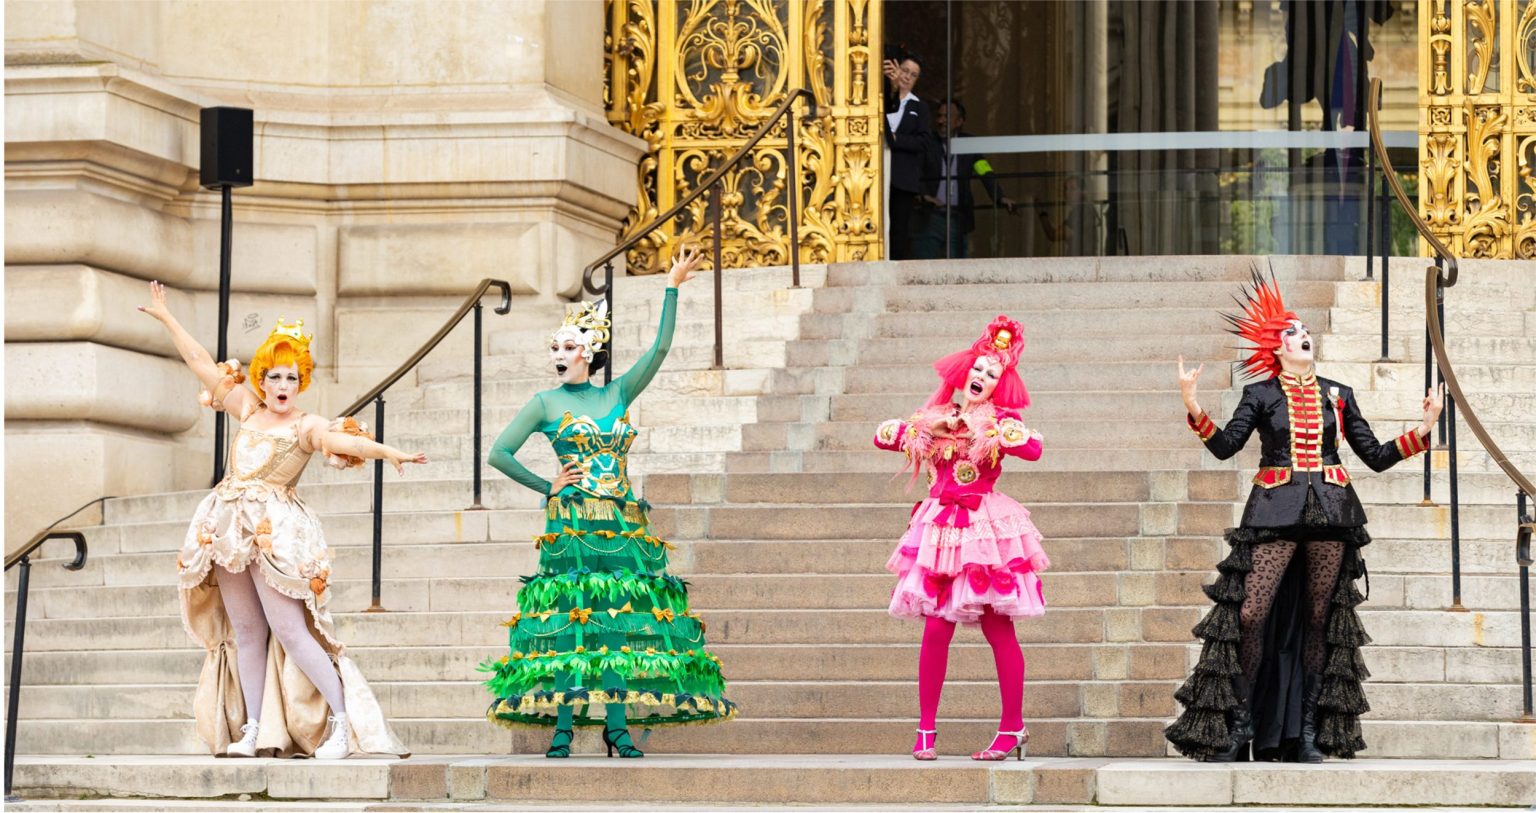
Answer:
[
  {"left": 1419, "top": 0, "right": 1536, "bottom": 259},
  {"left": 605, "top": 0, "right": 883, "bottom": 273}
]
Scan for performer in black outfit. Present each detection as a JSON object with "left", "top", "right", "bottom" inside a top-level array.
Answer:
[{"left": 1165, "top": 271, "right": 1442, "bottom": 763}]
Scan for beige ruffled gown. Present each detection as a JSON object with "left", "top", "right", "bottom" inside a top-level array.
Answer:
[{"left": 176, "top": 410, "right": 408, "bottom": 758}]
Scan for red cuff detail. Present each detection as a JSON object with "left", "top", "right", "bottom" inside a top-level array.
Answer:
[
  {"left": 1187, "top": 411, "right": 1217, "bottom": 442},
  {"left": 1394, "top": 428, "right": 1430, "bottom": 458}
]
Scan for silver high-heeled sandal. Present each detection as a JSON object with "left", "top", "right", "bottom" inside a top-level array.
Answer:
[
  {"left": 912, "top": 727, "right": 938, "bottom": 761},
  {"left": 971, "top": 727, "right": 1028, "bottom": 761}
]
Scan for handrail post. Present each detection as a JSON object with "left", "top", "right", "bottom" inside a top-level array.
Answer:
[
  {"left": 1378, "top": 172, "right": 1391, "bottom": 362},
  {"left": 603, "top": 262, "right": 614, "bottom": 386},
  {"left": 5, "top": 555, "right": 30, "bottom": 800},
  {"left": 367, "top": 396, "right": 386, "bottom": 612},
  {"left": 786, "top": 100, "right": 802, "bottom": 288},
  {"left": 213, "top": 185, "right": 234, "bottom": 487},
  {"left": 1364, "top": 154, "right": 1375, "bottom": 280},
  {"left": 1448, "top": 382, "right": 1463, "bottom": 611},
  {"left": 712, "top": 183, "right": 723, "bottom": 370},
  {"left": 470, "top": 299, "right": 485, "bottom": 510},
  {"left": 1518, "top": 489, "right": 1534, "bottom": 721}
]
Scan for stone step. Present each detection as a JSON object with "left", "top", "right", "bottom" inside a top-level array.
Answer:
[
  {"left": 12, "top": 676, "right": 1521, "bottom": 726},
  {"left": 9, "top": 607, "right": 1531, "bottom": 654},
  {"left": 1333, "top": 276, "right": 1536, "bottom": 312},
  {"left": 1323, "top": 332, "right": 1536, "bottom": 365},
  {"left": 814, "top": 279, "right": 1339, "bottom": 316},
  {"left": 804, "top": 307, "right": 1331, "bottom": 343},
  {"left": 1333, "top": 304, "right": 1536, "bottom": 338},
  {"left": 15, "top": 641, "right": 1524, "bottom": 689},
  {"left": 727, "top": 447, "right": 1237, "bottom": 474},
  {"left": 790, "top": 334, "right": 1248, "bottom": 369},
  {"left": 100, "top": 482, "right": 552, "bottom": 526},
  {"left": 11, "top": 753, "right": 1536, "bottom": 806},
  {"left": 8, "top": 714, "right": 1531, "bottom": 762},
  {"left": 824, "top": 255, "right": 1350, "bottom": 287}
]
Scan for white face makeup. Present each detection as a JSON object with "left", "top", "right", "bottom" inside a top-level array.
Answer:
[
  {"left": 550, "top": 329, "right": 592, "bottom": 385},
  {"left": 263, "top": 364, "right": 301, "bottom": 414},
  {"left": 963, "top": 356, "right": 1003, "bottom": 405},
  {"left": 1275, "top": 319, "right": 1315, "bottom": 372}
]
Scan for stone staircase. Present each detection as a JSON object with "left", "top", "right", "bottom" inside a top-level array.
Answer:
[{"left": 7, "top": 256, "right": 1535, "bottom": 805}]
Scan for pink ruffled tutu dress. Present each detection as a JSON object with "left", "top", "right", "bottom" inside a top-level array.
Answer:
[{"left": 875, "top": 404, "right": 1048, "bottom": 624}]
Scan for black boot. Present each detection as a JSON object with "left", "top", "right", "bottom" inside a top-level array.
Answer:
[
  {"left": 1298, "top": 676, "right": 1325, "bottom": 763},
  {"left": 1205, "top": 676, "right": 1253, "bottom": 763}
]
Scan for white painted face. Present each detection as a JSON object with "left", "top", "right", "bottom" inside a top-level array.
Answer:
[
  {"left": 550, "top": 328, "right": 592, "bottom": 385},
  {"left": 963, "top": 356, "right": 1003, "bottom": 405},
  {"left": 263, "top": 364, "right": 301, "bottom": 414},
  {"left": 1276, "top": 319, "right": 1315, "bottom": 372}
]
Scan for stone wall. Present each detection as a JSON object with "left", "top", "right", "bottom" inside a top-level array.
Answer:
[{"left": 4, "top": 0, "right": 647, "bottom": 549}]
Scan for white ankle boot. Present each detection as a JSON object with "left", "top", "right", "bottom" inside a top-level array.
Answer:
[
  {"left": 226, "top": 718, "right": 260, "bottom": 757},
  {"left": 314, "top": 712, "right": 350, "bottom": 759}
]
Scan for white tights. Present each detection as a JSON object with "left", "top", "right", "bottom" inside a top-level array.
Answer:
[{"left": 214, "top": 563, "right": 347, "bottom": 719}]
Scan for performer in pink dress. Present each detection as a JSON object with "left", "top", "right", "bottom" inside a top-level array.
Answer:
[{"left": 874, "top": 316, "right": 1050, "bottom": 761}]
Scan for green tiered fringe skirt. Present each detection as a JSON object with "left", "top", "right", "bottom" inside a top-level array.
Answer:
[{"left": 480, "top": 493, "right": 736, "bottom": 728}]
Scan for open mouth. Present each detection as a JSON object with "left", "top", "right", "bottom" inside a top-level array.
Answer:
[
  {"left": 1300, "top": 340, "right": 1312, "bottom": 352},
  {"left": 968, "top": 379, "right": 985, "bottom": 395},
  {"left": 555, "top": 364, "right": 569, "bottom": 375},
  {"left": 276, "top": 394, "right": 288, "bottom": 404}
]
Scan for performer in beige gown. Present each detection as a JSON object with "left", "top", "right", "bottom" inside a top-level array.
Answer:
[{"left": 140, "top": 281, "right": 424, "bottom": 759}]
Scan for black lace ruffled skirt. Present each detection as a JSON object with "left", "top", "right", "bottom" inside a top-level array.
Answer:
[{"left": 1164, "top": 489, "right": 1372, "bottom": 761}]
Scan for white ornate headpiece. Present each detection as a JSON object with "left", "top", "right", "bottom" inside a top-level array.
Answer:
[{"left": 552, "top": 299, "right": 611, "bottom": 361}]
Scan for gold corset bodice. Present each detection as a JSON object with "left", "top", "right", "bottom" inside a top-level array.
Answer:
[{"left": 215, "top": 424, "right": 313, "bottom": 500}]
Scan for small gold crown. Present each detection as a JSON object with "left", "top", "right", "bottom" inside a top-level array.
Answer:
[
  {"left": 270, "top": 317, "right": 312, "bottom": 350},
  {"left": 993, "top": 328, "right": 1013, "bottom": 350}
]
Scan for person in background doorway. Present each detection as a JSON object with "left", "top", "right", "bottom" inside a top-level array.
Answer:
[
  {"left": 913, "top": 98, "right": 1017, "bottom": 260},
  {"left": 882, "top": 49, "right": 938, "bottom": 261}
]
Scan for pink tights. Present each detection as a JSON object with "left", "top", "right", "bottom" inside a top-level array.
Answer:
[
  {"left": 916, "top": 610, "right": 1025, "bottom": 752},
  {"left": 215, "top": 563, "right": 348, "bottom": 721}
]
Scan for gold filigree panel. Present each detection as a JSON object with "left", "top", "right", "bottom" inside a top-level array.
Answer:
[
  {"left": 1420, "top": 0, "right": 1536, "bottom": 258},
  {"left": 605, "top": 0, "right": 884, "bottom": 273}
]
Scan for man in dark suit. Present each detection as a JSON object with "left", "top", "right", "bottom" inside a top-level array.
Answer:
[
  {"left": 882, "top": 52, "right": 937, "bottom": 261},
  {"left": 913, "top": 99, "right": 1016, "bottom": 260}
]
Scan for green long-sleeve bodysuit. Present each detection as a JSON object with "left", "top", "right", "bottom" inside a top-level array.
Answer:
[{"left": 479, "top": 287, "right": 735, "bottom": 734}]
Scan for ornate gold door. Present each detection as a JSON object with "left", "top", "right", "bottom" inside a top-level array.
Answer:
[
  {"left": 605, "top": 0, "right": 884, "bottom": 272},
  {"left": 1420, "top": 0, "right": 1536, "bottom": 259}
]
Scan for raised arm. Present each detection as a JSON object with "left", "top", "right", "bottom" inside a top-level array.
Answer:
[
  {"left": 994, "top": 410, "right": 1043, "bottom": 461},
  {"left": 488, "top": 393, "right": 556, "bottom": 495},
  {"left": 616, "top": 247, "right": 705, "bottom": 404},
  {"left": 1339, "top": 384, "right": 1437, "bottom": 472},
  {"left": 1186, "top": 382, "right": 1262, "bottom": 461},
  {"left": 138, "top": 280, "right": 255, "bottom": 417},
  {"left": 301, "top": 415, "right": 427, "bottom": 475}
]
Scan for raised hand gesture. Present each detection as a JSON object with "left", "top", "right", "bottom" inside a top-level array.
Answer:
[
  {"left": 137, "top": 280, "right": 174, "bottom": 324},
  {"left": 385, "top": 448, "right": 429, "bottom": 476},
  {"left": 1420, "top": 383, "right": 1446, "bottom": 435},
  {"left": 1178, "top": 355, "right": 1205, "bottom": 416},
  {"left": 667, "top": 245, "right": 707, "bottom": 288}
]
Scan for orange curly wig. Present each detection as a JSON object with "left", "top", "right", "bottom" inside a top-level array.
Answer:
[{"left": 248, "top": 334, "right": 314, "bottom": 400}]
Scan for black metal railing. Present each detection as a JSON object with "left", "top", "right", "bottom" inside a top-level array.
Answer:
[
  {"left": 5, "top": 497, "right": 104, "bottom": 800},
  {"left": 1367, "top": 77, "right": 1536, "bottom": 721},
  {"left": 339, "top": 278, "right": 512, "bottom": 611},
  {"left": 581, "top": 88, "right": 815, "bottom": 384}
]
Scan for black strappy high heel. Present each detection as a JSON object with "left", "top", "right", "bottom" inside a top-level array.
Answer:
[
  {"left": 603, "top": 727, "right": 644, "bottom": 758},
  {"left": 545, "top": 728, "right": 573, "bottom": 758}
]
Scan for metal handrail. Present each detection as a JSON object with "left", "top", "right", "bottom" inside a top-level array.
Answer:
[
  {"left": 581, "top": 89, "right": 815, "bottom": 381},
  {"left": 339, "top": 278, "right": 513, "bottom": 610},
  {"left": 1367, "top": 77, "right": 1536, "bottom": 722},
  {"left": 6, "top": 499, "right": 101, "bottom": 800}
]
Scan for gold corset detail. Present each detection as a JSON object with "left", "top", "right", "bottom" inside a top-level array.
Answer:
[
  {"left": 1279, "top": 372, "right": 1325, "bottom": 471},
  {"left": 215, "top": 425, "right": 313, "bottom": 500}
]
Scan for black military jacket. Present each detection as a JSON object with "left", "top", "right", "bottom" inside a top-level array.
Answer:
[{"left": 1188, "top": 373, "right": 1429, "bottom": 528}]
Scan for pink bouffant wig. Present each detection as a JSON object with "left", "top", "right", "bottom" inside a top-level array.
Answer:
[{"left": 925, "top": 315, "right": 1030, "bottom": 410}]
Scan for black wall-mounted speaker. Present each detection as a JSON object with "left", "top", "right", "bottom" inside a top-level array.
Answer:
[{"left": 199, "top": 107, "right": 254, "bottom": 189}]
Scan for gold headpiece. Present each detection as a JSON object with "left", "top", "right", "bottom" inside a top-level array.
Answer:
[
  {"left": 993, "top": 329, "right": 1013, "bottom": 350},
  {"left": 557, "top": 300, "right": 611, "bottom": 354},
  {"left": 269, "top": 317, "right": 313, "bottom": 351}
]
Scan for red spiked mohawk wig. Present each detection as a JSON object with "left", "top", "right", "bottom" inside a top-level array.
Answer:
[
  {"left": 927, "top": 315, "right": 1030, "bottom": 410},
  {"left": 1224, "top": 268, "right": 1299, "bottom": 380}
]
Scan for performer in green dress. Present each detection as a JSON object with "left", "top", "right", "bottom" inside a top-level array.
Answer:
[{"left": 480, "top": 248, "right": 735, "bottom": 758}]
